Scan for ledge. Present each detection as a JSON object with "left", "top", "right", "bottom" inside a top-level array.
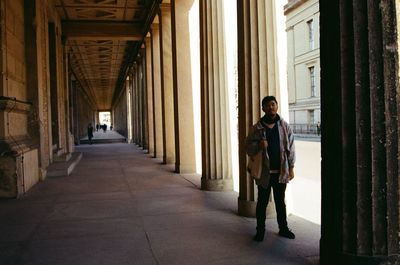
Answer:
[
  {"left": 0, "top": 97, "right": 32, "bottom": 114},
  {"left": 284, "top": 0, "right": 308, "bottom": 15},
  {"left": 0, "top": 136, "right": 38, "bottom": 155}
]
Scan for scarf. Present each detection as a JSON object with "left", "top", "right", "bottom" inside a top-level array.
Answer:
[{"left": 261, "top": 114, "right": 281, "bottom": 125}]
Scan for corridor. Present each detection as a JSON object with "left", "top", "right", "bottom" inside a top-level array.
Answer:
[{"left": 0, "top": 143, "right": 319, "bottom": 265}]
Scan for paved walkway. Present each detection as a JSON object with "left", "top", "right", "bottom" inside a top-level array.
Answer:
[
  {"left": 81, "top": 130, "right": 126, "bottom": 144},
  {"left": 0, "top": 143, "right": 320, "bottom": 265}
]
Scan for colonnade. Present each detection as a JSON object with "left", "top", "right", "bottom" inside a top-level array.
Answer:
[
  {"left": 129, "top": 0, "right": 203, "bottom": 177},
  {"left": 125, "top": 0, "right": 284, "bottom": 212}
]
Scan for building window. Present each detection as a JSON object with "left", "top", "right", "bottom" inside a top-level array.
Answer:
[
  {"left": 309, "top": 110, "right": 315, "bottom": 125},
  {"left": 309, "top": 66, "right": 316, "bottom": 97},
  {"left": 307, "top": 19, "right": 314, "bottom": 50}
]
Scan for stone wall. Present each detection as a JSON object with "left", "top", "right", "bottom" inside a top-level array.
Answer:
[
  {"left": 0, "top": 0, "right": 71, "bottom": 197},
  {"left": 0, "top": 0, "right": 40, "bottom": 198}
]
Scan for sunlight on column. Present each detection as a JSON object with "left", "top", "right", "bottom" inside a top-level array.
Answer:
[
  {"left": 126, "top": 77, "right": 133, "bottom": 143},
  {"left": 189, "top": 0, "right": 202, "bottom": 174},
  {"left": 223, "top": 0, "right": 239, "bottom": 192}
]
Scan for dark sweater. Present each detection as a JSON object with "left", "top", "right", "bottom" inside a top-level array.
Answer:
[{"left": 261, "top": 115, "right": 281, "bottom": 170}]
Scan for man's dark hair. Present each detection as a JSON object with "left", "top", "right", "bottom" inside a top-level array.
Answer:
[{"left": 262, "top": 96, "right": 278, "bottom": 107}]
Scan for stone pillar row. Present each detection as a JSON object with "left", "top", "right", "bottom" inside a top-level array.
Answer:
[
  {"left": 143, "top": 1, "right": 199, "bottom": 175},
  {"left": 320, "top": 0, "right": 400, "bottom": 264},
  {"left": 130, "top": 47, "right": 148, "bottom": 149},
  {"left": 136, "top": 0, "right": 282, "bottom": 198}
]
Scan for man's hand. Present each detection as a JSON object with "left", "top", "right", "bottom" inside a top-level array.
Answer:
[
  {"left": 260, "top": 140, "right": 268, "bottom": 150},
  {"left": 289, "top": 167, "right": 295, "bottom": 180}
]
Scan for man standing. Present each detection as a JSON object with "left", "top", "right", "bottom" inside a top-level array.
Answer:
[{"left": 245, "top": 96, "right": 296, "bottom": 241}]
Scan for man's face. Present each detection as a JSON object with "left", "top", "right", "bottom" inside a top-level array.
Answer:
[{"left": 262, "top": 100, "right": 278, "bottom": 117}]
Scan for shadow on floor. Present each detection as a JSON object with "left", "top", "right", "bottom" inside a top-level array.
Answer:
[{"left": 0, "top": 143, "right": 320, "bottom": 265}]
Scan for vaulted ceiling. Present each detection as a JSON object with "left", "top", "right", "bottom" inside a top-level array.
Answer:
[{"left": 54, "top": 0, "right": 160, "bottom": 110}]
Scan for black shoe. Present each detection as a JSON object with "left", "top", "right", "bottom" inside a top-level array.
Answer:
[
  {"left": 253, "top": 231, "right": 265, "bottom": 242},
  {"left": 279, "top": 228, "right": 295, "bottom": 239}
]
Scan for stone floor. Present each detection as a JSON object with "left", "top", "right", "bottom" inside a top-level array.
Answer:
[
  {"left": 80, "top": 130, "right": 126, "bottom": 144},
  {"left": 0, "top": 143, "right": 320, "bottom": 265}
]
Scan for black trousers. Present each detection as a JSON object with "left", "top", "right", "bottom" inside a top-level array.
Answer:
[{"left": 256, "top": 173, "right": 288, "bottom": 232}]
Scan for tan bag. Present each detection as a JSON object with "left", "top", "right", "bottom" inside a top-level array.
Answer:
[{"left": 247, "top": 151, "right": 263, "bottom": 180}]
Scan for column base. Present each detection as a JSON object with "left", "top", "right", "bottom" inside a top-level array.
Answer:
[
  {"left": 201, "top": 178, "right": 233, "bottom": 191},
  {"left": 178, "top": 163, "right": 197, "bottom": 174},
  {"left": 237, "top": 197, "right": 277, "bottom": 218},
  {"left": 164, "top": 157, "right": 175, "bottom": 165},
  {"left": 321, "top": 238, "right": 400, "bottom": 265},
  {"left": 238, "top": 198, "right": 256, "bottom": 217},
  {"left": 341, "top": 253, "right": 400, "bottom": 265}
]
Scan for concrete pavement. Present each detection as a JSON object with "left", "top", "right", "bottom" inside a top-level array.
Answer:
[
  {"left": 0, "top": 143, "right": 320, "bottom": 265},
  {"left": 289, "top": 140, "right": 321, "bottom": 225}
]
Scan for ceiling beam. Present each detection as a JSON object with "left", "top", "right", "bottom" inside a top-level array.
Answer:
[{"left": 62, "top": 21, "right": 143, "bottom": 41}]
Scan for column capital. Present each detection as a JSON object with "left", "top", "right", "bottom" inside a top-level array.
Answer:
[{"left": 238, "top": 198, "right": 256, "bottom": 218}]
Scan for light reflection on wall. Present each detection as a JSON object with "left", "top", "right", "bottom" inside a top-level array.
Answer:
[
  {"left": 189, "top": 0, "right": 202, "bottom": 174},
  {"left": 223, "top": 0, "right": 239, "bottom": 192}
]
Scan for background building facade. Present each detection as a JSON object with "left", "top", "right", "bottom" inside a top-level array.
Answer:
[{"left": 285, "top": 0, "right": 320, "bottom": 134}]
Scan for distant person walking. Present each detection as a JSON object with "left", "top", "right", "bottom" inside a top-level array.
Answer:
[
  {"left": 317, "top": 122, "right": 321, "bottom": 136},
  {"left": 103, "top": 124, "right": 107, "bottom": 133},
  {"left": 87, "top": 123, "right": 94, "bottom": 144}
]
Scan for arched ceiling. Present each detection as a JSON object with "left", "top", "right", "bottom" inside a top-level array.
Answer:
[{"left": 54, "top": 0, "right": 160, "bottom": 110}]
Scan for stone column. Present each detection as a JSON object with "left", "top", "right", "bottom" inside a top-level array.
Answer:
[
  {"left": 69, "top": 75, "right": 75, "bottom": 145},
  {"left": 200, "top": 0, "right": 232, "bottom": 191},
  {"left": 72, "top": 80, "right": 80, "bottom": 145},
  {"left": 36, "top": 0, "right": 52, "bottom": 174},
  {"left": 237, "top": 0, "right": 257, "bottom": 217},
  {"left": 320, "top": 0, "right": 400, "bottom": 264},
  {"left": 57, "top": 31, "right": 67, "bottom": 155},
  {"left": 134, "top": 62, "right": 141, "bottom": 145},
  {"left": 63, "top": 48, "right": 73, "bottom": 154},
  {"left": 171, "top": 0, "right": 199, "bottom": 173},
  {"left": 131, "top": 66, "right": 137, "bottom": 143},
  {"left": 126, "top": 73, "right": 133, "bottom": 143},
  {"left": 48, "top": 23, "right": 60, "bottom": 152},
  {"left": 137, "top": 57, "right": 143, "bottom": 147},
  {"left": 145, "top": 35, "right": 155, "bottom": 155},
  {"left": 133, "top": 65, "right": 136, "bottom": 144},
  {"left": 160, "top": 3, "right": 176, "bottom": 165},
  {"left": 151, "top": 19, "right": 164, "bottom": 158},
  {"left": 139, "top": 47, "right": 148, "bottom": 150},
  {"left": 237, "top": 0, "right": 282, "bottom": 217}
]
